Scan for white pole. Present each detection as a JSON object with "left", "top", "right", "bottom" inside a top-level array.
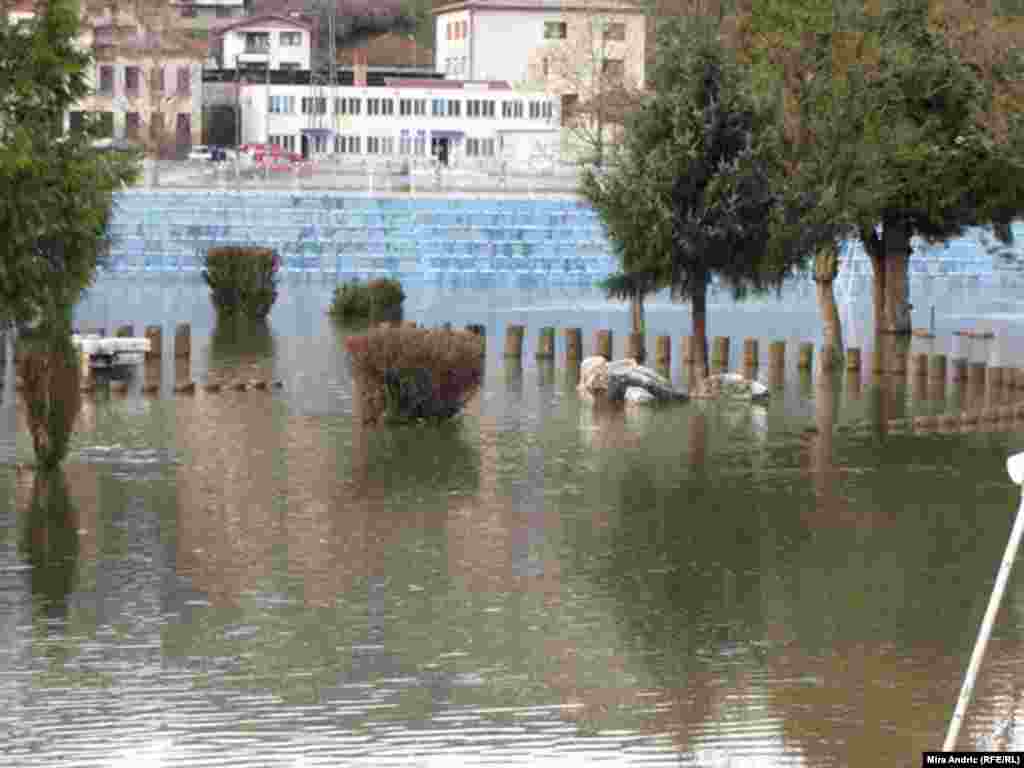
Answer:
[{"left": 943, "top": 451, "right": 1024, "bottom": 750}]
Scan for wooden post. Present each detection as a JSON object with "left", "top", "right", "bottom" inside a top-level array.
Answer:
[
  {"left": 797, "top": 342, "right": 814, "bottom": 371},
  {"left": 625, "top": 332, "right": 645, "bottom": 363},
  {"left": 174, "top": 323, "right": 191, "bottom": 360},
  {"left": 564, "top": 327, "right": 582, "bottom": 364},
  {"left": 990, "top": 366, "right": 1005, "bottom": 390},
  {"left": 846, "top": 347, "right": 862, "bottom": 374},
  {"left": 115, "top": 324, "right": 134, "bottom": 338},
  {"left": 711, "top": 336, "right": 730, "bottom": 374},
  {"left": 871, "top": 345, "right": 885, "bottom": 375},
  {"left": 504, "top": 324, "right": 525, "bottom": 358},
  {"left": 144, "top": 325, "right": 162, "bottom": 361},
  {"left": 930, "top": 354, "right": 947, "bottom": 381},
  {"left": 536, "top": 327, "right": 555, "bottom": 360},
  {"left": 681, "top": 335, "right": 695, "bottom": 365},
  {"left": 969, "top": 362, "right": 987, "bottom": 399},
  {"left": 655, "top": 335, "right": 671, "bottom": 368},
  {"left": 1015, "top": 368, "right": 1024, "bottom": 391},
  {"left": 889, "top": 346, "right": 908, "bottom": 375},
  {"left": 742, "top": 338, "right": 758, "bottom": 370},
  {"left": 912, "top": 353, "right": 928, "bottom": 379},
  {"left": 594, "top": 329, "right": 613, "bottom": 361},
  {"left": 952, "top": 357, "right": 969, "bottom": 383},
  {"left": 768, "top": 340, "right": 786, "bottom": 371}
]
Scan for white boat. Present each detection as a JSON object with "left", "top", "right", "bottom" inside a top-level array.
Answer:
[{"left": 72, "top": 334, "right": 151, "bottom": 369}]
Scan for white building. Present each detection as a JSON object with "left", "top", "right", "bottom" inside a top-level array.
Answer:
[
  {"left": 216, "top": 13, "right": 313, "bottom": 71},
  {"left": 432, "top": 0, "right": 647, "bottom": 88},
  {"left": 236, "top": 78, "right": 560, "bottom": 167}
]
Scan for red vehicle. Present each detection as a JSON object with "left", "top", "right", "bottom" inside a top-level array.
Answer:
[{"left": 243, "top": 143, "right": 302, "bottom": 167}]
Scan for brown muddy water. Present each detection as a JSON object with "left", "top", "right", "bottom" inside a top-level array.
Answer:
[{"left": 4, "top": 274, "right": 1024, "bottom": 766}]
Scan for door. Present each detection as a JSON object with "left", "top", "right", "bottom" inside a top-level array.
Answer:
[
  {"left": 301, "top": 134, "right": 309, "bottom": 159},
  {"left": 431, "top": 137, "right": 450, "bottom": 166}
]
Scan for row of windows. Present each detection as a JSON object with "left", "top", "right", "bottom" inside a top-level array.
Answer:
[
  {"left": 542, "top": 20, "right": 625, "bottom": 40},
  {"left": 267, "top": 95, "right": 553, "bottom": 119},
  {"left": 268, "top": 134, "right": 497, "bottom": 157},
  {"left": 242, "top": 31, "right": 302, "bottom": 50},
  {"left": 97, "top": 64, "right": 191, "bottom": 97}
]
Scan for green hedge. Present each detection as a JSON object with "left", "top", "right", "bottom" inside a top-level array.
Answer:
[
  {"left": 329, "top": 278, "right": 405, "bottom": 322},
  {"left": 202, "top": 246, "right": 279, "bottom": 319}
]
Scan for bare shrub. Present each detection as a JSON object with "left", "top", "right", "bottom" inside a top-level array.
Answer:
[{"left": 344, "top": 326, "right": 484, "bottom": 425}]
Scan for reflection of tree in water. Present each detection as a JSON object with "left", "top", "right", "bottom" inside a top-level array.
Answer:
[
  {"left": 592, "top": 405, "right": 1024, "bottom": 763},
  {"left": 208, "top": 317, "right": 276, "bottom": 380},
  {"left": 20, "top": 469, "right": 78, "bottom": 623},
  {"left": 349, "top": 421, "right": 480, "bottom": 502}
]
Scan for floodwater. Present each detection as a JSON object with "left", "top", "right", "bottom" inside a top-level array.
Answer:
[{"left": 4, "top": 274, "right": 1024, "bottom": 766}]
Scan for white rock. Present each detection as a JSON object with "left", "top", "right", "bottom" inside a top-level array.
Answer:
[
  {"left": 578, "top": 356, "right": 610, "bottom": 395},
  {"left": 693, "top": 372, "right": 770, "bottom": 401},
  {"left": 624, "top": 386, "right": 655, "bottom": 405}
]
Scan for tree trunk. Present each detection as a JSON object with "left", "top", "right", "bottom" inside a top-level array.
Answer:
[
  {"left": 630, "top": 289, "right": 644, "bottom": 335},
  {"left": 692, "top": 274, "right": 709, "bottom": 379},
  {"left": 814, "top": 242, "right": 844, "bottom": 368},
  {"left": 882, "top": 219, "right": 912, "bottom": 334},
  {"left": 862, "top": 225, "right": 885, "bottom": 337}
]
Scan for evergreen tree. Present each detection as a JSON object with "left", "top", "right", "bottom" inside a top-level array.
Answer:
[{"left": 581, "top": 19, "right": 814, "bottom": 374}]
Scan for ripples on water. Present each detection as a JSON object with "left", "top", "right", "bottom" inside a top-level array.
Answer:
[{"left": 3, "top": 276, "right": 1024, "bottom": 766}]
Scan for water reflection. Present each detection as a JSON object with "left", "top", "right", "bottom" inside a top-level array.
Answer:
[{"left": 20, "top": 469, "right": 78, "bottom": 622}]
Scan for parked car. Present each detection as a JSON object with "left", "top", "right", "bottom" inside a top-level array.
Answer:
[{"left": 188, "top": 145, "right": 213, "bottom": 162}]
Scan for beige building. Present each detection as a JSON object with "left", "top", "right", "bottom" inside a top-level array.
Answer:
[
  {"left": 7, "top": 1, "right": 206, "bottom": 156},
  {"left": 432, "top": 0, "right": 646, "bottom": 163}
]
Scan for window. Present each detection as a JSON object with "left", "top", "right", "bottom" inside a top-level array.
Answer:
[
  {"left": 150, "top": 66, "right": 164, "bottom": 94},
  {"left": 98, "top": 65, "right": 114, "bottom": 95},
  {"left": 381, "top": 136, "right": 394, "bottom": 154},
  {"left": 542, "top": 102, "right": 553, "bottom": 119},
  {"left": 560, "top": 93, "right": 578, "bottom": 125},
  {"left": 447, "top": 21, "right": 452, "bottom": 40},
  {"left": 502, "top": 100, "right": 523, "bottom": 119},
  {"left": 245, "top": 32, "right": 269, "bottom": 52},
  {"left": 215, "top": 6, "right": 230, "bottom": 17},
  {"left": 176, "top": 112, "right": 191, "bottom": 146},
  {"left": 467, "top": 99, "right": 479, "bottom": 118},
  {"left": 279, "top": 62, "right": 300, "bottom": 71},
  {"left": 336, "top": 96, "right": 361, "bottom": 115},
  {"left": 542, "top": 57, "right": 549, "bottom": 77},
  {"left": 177, "top": 66, "right": 190, "bottom": 95},
  {"left": 269, "top": 94, "right": 294, "bottom": 113},
  {"left": 69, "top": 111, "right": 85, "bottom": 133},
  {"left": 280, "top": 31, "right": 301, "bottom": 46},
  {"left": 301, "top": 97, "right": 327, "bottom": 114},
  {"left": 544, "top": 21, "right": 567, "bottom": 39},
  {"left": 270, "top": 134, "right": 296, "bottom": 152},
  {"left": 414, "top": 99, "right": 426, "bottom": 116},
  {"left": 125, "top": 65, "right": 140, "bottom": 96},
  {"left": 179, "top": 5, "right": 197, "bottom": 18},
  {"left": 399, "top": 98, "right": 412, "bottom": 116},
  {"left": 529, "top": 101, "right": 541, "bottom": 119},
  {"left": 126, "top": 112, "right": 140, "bottom": 140},
  {"left": 380, "top": 98, "right": 394, "bottom": 116},
  {"left": 465, "top": 138, "right": 495, "bottom": 157},
  {"left": 334, "top": 135, "right": 361, "bottom": 154},
  {"left": 603, "top": 58, "right": 625, "bottom": 79},
  {"left": 414, "top": 131, "right": 426, "bottom": 155},
  {"left": 367, "top": 136, "right": 381, "bottom": 154},
  {"left": 447, "top": 99, "right": 460, "bottom": 117},
  {"left": 313, "top": 135, "right": 328, "bottom": 153},
  {"left": 605, "top": 22, "right": 625, "bottom": 41},
  {"left": 368, "top": 97, "right": 392, "bottom": 116},
  {"left": 432, "top": 98, "right": 445, "bottom": 117},
  {"left": 399, "top": 132, "right": 412, "bottom": 154}
]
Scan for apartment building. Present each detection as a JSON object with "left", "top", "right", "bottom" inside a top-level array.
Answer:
[{"left": 214, "top": 13, "right": 313, "bottom": 70}]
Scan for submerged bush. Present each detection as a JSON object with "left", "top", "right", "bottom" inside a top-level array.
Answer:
[
  {"left": 203, "top": 246, "right": 279, "bottom": 319},
  {"left": 344, "top": 326, "right": 484, "bottom": 425},
  {"left": 329, "top": 278, "right": 405, "bottom": 322}
]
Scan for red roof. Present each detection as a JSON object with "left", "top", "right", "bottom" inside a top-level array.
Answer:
[
  {"left": 211, "top": 13, "right": 313, "bottom": 37},
  {"left": 383, "top": 78, "right": 512, "bottom": 90}
]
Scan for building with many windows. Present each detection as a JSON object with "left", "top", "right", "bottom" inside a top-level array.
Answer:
[{"left": 236, "top": 78, "right": 560, "bottom": 166}]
